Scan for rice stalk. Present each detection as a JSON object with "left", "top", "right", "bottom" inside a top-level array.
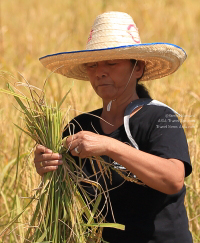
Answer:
[{"left": 0, "top": 80, "right": 125, "bottom": 243}]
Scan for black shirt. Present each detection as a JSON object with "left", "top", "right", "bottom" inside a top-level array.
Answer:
[{"left": 63, "top": 105, "right": 193, "bottom": 243}]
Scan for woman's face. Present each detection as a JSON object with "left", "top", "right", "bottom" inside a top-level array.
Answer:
[{"left": 85, "top": 59, "right": 139, "bottom": 102}]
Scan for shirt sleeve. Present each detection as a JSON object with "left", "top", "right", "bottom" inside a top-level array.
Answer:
[{"left": 146, "top": 106, "right": 192, "bottom": 177}]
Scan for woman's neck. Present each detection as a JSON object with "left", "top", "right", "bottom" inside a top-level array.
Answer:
[{"left": 100, "top": 93, "right": 139, "bottom": 134}]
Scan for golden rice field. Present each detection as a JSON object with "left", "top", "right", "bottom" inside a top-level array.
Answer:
[{"left": 0, "top": 0, "right": 199, "bottom": 242}]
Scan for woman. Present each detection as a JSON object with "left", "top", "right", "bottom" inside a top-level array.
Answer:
[{"left": 34, "top": 12, "right": 193, "bottom": 243}]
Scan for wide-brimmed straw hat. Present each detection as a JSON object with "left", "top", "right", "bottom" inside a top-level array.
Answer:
[{"left": 39, "top": 11, "right": 187, "bottom": 81}]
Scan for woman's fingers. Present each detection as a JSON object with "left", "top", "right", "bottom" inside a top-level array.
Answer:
[
  {"left": 34, "top": 144, "right": 63, "bottom": 176},
  {"left": 34, "top": 157, "right": 63, "bottom": 176},
  {"left": 65, "top": 134, "right": 81, "bottom": 154},
  {"left": 34, "top": 144, "right": 53, "bottom": 155},
  {"left": 65, "top": 135, "right": 78, "bottom": 149},
  {"left": 70, "top": 145, "right": 82, "bottom": 157},
  {"left": 65, "top": 131, "right": 109, "bottom": 158},
  {"left": 36, "top": 165, "right": 60, "bottom": 176},
  {"left": 34, "top": 152, "right": 62, "bottom": 163},
  {"left": 38, "top": 159, "right": 63, "bottom": 167}
]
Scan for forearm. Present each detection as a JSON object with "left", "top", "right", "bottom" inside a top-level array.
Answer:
[
  {"left": 105, "top": 137, "right": 185, "bottom": 194},
  {"left": 65, "top": 131, "right": 185, "bottom": 194}
]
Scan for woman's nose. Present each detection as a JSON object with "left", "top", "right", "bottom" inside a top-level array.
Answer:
[{"left": 96, "top": 63, "right": 108, "bottom": 79}]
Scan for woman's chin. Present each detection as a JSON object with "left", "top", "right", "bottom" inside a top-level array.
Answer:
[
  {"left": 98, "top": 94, "right": 116, "bottom": 102},
  {"left": 95, "top": 90, "right": 116, "bottom": 101}
]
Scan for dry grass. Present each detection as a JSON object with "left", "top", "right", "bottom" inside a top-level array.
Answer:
[{"left": 0, "top": 0, "right": 199, "bottom": 242}]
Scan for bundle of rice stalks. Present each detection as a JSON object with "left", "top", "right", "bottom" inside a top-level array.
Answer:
[{"left": 0, "top": 78, "right": 124, "bottom": 243}]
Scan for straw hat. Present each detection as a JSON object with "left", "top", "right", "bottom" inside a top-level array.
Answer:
[{"left": 39, "top": 11, "right": 187, "bottom": 81}]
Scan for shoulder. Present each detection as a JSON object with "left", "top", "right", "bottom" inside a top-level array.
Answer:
[
  {"left": 136, "top": 104, "right": 183, "bottom": 135},
  {"left": 142, "top": 104, "right": 178, "bottom": 120},
  {"left": 131, "top": 103, "right": 180, "bottom": 129}
]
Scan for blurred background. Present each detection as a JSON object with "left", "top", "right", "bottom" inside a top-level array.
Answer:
[{"left": 0, "top": 0, "right": 199, "bottom": 242}]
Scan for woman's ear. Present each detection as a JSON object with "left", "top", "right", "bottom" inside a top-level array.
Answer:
[{"left": 135, "top": 61, "right": 145, "bottom": 79}]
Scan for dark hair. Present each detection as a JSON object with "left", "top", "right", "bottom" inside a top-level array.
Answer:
[
  {"left": 131, "top": 59, "right": 151, "bottom": 99},
  {"left": 136, "top": 82, "right": 151, "bottom": 98}
]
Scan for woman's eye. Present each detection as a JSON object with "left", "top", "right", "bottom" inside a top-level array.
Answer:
[
  {"left": 107, "top": 61, "right": 117, "bottom": 66},
  {"left": 86, "top": 63, "right": 97, "bottom": 68}
]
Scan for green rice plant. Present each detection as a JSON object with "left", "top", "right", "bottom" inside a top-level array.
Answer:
[{"left": 0, "top": 79, "right": 124, "bottom": 243}]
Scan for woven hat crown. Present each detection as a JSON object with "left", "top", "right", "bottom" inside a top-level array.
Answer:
[
  {"left": 39, "top": 11, "right": 187, "bottom": 81},
  {"left": 86, "top": 12, "right": 141, "bottom": 50}
]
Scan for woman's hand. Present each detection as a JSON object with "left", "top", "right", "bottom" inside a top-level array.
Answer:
[
  {"left": 34, "top": 145, "right": 63, "bottom": 176},
  {"left": 65, "top": 131, "right": 110, "bottom": 158}
]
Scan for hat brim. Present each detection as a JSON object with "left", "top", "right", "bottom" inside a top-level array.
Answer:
[{"left": 39, "top": 43, "right": 187, "bottom": 81}]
